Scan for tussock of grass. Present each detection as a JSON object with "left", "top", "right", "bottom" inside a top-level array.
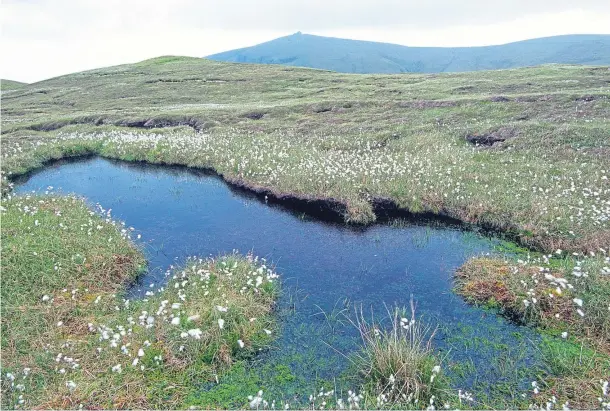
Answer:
[
  {"left": 456, "top": 256, "right": 610, "bottom": 349},
  {"left": 1, "top": 195, "right": 280, "bottom": 409},
  {"left": 455, "top": 255, "right": 610, "bottom": 408},
  {"left": 349, "top": 303, "right": 449, "bottom": 409}
]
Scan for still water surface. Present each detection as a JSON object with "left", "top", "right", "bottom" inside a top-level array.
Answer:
[{"left": 15, "top": 157, "right": 542, "bottom": 402}]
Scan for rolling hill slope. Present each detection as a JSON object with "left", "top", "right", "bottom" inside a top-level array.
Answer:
[
  {"left": 207, "top": 32, "right": 610, "bottom": 73},
  {"left": 1, "top": 79, "right": 27, "bottom": 91}
]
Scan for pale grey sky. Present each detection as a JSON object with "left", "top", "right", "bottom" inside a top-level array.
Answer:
[{"left": 2, "top": 0, "right": 609, "bottom": 83}]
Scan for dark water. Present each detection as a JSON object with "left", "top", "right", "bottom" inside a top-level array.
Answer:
[{"left": 15, "top": 157, "right": 542, "bottom": 403}]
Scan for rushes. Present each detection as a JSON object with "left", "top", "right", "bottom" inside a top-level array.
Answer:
[{"left": 349, "top": 301, "right": 446, "bottom": 408}]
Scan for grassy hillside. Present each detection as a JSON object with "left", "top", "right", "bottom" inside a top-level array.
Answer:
[
  {"left": 1, "top": 79, "right": 27, "bottom": 91},
  {"left": 207, "top": 33, "right": 610, "bottom": 73},
  {"left": 1, "top": 56, "right": 608, "bottom": 252}
]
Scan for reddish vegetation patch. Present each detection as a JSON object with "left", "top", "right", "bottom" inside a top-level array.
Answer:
[
  {"left": 462, "top": 280, "right": 516, "bottom": 307},
  {"left": 456, "top": 257, "right": 609, "bottom": 357},
  {"left": 455, "top": 258, "right": 574, "bottom": 325}
]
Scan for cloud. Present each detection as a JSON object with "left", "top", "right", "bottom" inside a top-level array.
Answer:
[
  {"left": 1, "top": 0, "right": 609, "bottom": 82},
  {"left": 172, "top": 0, "right": 610, "bottom": 30}
]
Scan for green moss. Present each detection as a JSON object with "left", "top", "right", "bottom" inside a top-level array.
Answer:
[
  {"left": 186, "top": 363, "right": 259, "bottom": 409},
  {"left": 272, "top": 364, "right": 296, "bottom": 385},
  {"left": 539, "top": 334, "right": 607, "bottom": 377}
]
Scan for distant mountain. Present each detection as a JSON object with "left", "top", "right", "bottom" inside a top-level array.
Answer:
[
  {"left": 206, "top": 32, "right": 610, "bottom": 73},
  {"left": 1, "top": 79, "right": 27, "bottom": 90}
]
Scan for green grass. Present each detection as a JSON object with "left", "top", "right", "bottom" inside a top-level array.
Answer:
[
  {"left": 347, "top": 304, "right": 451, "bottom": 409},
  {"left": 1, "top": 194, "right": 280, "bottom": 408},
  {"left": 534, "top": 335, "right": 610, "bottom": 409},
  {"left": 1, "top": 79, "right": 27, "bottom": 91}
]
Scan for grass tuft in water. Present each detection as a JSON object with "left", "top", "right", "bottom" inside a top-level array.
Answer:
[{"left": 349, "top": 301, "right": 450, "bottom": 409}]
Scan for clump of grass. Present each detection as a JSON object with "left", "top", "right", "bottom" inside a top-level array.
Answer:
[
  {"left": 456, "top": 255, "right": 610, "bottom": 350},
  {"left": 349, "top": 302, "right": 448, "bottom": 409},
  {"left": 0, "top": 194, "right": 280, "bottom": 409},
  {"left": 455, "top": 254, "right": 610, "bottom": 409}
]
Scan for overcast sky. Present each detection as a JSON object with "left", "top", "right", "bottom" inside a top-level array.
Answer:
[{"left": 2, "top": 0, "right": 609, "bottom": 83}]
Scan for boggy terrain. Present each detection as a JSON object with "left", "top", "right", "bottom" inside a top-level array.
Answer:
[
  {"left": 2, "top": 57, "right": 609, "bottom": 251},
  {"left": 1, "top": 57, "right": 609, "bottom": 409}
]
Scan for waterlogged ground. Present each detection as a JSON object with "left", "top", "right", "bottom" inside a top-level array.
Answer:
[{"left": 15, "top": 157, "right": 546, "bottom": 405}]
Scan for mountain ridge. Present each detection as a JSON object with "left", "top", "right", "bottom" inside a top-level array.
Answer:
[{"left": 206, "top": 32, "right": 610, "bottom": 73}]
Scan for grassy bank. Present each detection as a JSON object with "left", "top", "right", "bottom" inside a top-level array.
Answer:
[
  {"left": 456, "top": 254, "right": 610, "bottom": 408},
  {"left": 1, "top": 59, "right": 609, "bottom": 252},
  {"left": 1, "top": 194, "right": 280, "bottom": 408}
]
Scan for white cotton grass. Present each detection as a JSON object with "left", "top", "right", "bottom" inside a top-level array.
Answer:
[
  {"left": 8, "top": 124, "right": 606, "bottom": 238},
  {"left": 66, "top": 381, "right": 77, "bottom": 392},
  {"left": 532, "top": 381, "right": 540, "bottom": 394},
  {"left": 1, "top": 190, "right": 285, "bottom": 409},
  {"left": 187, "top": 328, "right": 203, "bottom": 339},
  {"left": 601, "top": 380, "right": 609, "bottom": 410},
  {"left": 28, "top": 251, "right": 283, "bottom": 410},
  {"left": 248, "top": 390, "right": 267, "bottom": 409}
]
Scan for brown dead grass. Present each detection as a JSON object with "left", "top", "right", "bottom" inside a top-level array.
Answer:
[{"left": 456, "top": 258, "right": 576, "bottom": 326}]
